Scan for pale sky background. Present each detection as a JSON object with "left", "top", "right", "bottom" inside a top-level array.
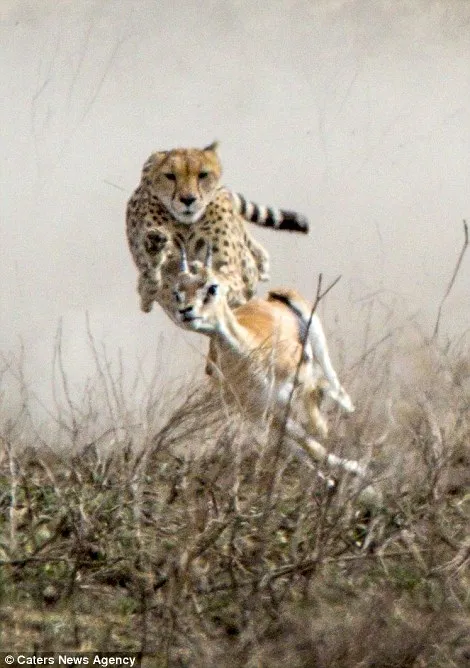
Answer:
[{"left": 1, "top": 0, "right": 469, "bottom": 408}]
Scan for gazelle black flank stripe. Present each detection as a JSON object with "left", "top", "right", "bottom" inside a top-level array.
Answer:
[
  {"left": 268, "top": 290, "right": 312, "bottom": 362},
  {"left": 231, "top": 190, "right": 309, "bottom": 234}
]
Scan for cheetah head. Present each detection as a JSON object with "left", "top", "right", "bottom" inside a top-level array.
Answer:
[{"left": 141, "top": 142, "right": 222, "bottom": 224}]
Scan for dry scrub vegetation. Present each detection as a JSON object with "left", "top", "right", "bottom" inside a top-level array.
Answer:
[{"left": 0, "top": 322, "right": 469, "bottom": 667}]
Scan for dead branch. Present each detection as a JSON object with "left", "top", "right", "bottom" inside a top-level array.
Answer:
[{"left": 433, "top": 220, "right": 468, "bottom": 339}]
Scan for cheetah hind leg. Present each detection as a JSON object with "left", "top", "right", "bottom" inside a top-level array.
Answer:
[
  {"left": 216, "top": 265, "right": 252, "bottom": 307},
  {"left": 244, "top": 232, "right": 271, "bottom": 281}
]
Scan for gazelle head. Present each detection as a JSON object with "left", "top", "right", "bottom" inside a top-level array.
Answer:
[{"left": 173, "top": 243, "right": 228, "bottom": 333}]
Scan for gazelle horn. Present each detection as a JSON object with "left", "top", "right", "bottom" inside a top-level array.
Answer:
[
  {"left": 205, "top": 242, "right": 213, "bottom": 270},
  {"left": 177, "top": 241, "right": 188, "bottom": 273}
]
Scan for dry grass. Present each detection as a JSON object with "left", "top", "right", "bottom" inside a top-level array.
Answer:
[{"left": 0, "top": 326, "right": 469, "bottom": 667}]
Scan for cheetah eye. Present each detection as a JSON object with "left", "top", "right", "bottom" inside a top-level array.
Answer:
[
  {"left": 173, "top": 290, "right": 182, "bottom": 304},
  {"left": 164, "top": 173, "right": 176, "bottom": 181},
  {"left": 198, "top": 171, "right": 209, "bottom": 179}
]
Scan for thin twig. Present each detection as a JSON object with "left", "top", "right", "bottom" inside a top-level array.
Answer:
[
  {"left": 0, "top": 556, "right": 127, "bottom": 567},
  {"left": 103, "top": 179, "right": 127, "bottom": 191},
  {"left": 194, "top": 547, "right": 438, "bottom": 596},
  {"left": 347, "top": 312, "right": 418, "bottom": 370},
  {"left": 433, "top": 220, "right": 468, "bottom": 339}
]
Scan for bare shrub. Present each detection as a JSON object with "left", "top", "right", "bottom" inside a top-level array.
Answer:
[{"left": 0, "top": 326, "right": 468, "bottom": 666}]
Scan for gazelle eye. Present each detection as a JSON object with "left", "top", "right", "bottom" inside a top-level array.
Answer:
[
  {"left": 198, "top": 171, "right": 209, "bottom": 179},
  {"left": 164, "top": 173, "right": 176, "bottom": 181},
  {"left": 203, "top": 284, "right": 218, "bottom": 305}
]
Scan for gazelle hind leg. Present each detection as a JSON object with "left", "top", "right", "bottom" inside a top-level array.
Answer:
[
  {"left": 308, "top": 314, "right": 355, "bottom": 412},
  {"left": 285, "top": 418, "right": 365, "bottom": 476},
  {"left": 303, "top": 385, "right": 329, "bottom": 438},
  {"left": 284, "top": 419, "right": 382, "bottom": 507},
  {"left": 288, "top": 439, "right": 336, "bottom": 489}
]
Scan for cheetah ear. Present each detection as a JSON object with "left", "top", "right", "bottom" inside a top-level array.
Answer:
[
  {"left": 203, "top": 141, "right": 219, "bottom": 153},
  {"left": 142, "top": 151, "right": 167, "bottom": 174}
]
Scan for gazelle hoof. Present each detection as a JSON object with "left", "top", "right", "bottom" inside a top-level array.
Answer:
[{"left": 328, "top": 386, "right": 355, "bottom": 413}]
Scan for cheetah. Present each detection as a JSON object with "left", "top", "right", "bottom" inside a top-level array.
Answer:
[{"left": 126, "top": 141, "right": 309, "bottom": 321}]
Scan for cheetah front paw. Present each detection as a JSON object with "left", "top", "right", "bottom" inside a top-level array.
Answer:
[
  {"left": 144, "top": 230, "right": 169, "bottom": 256},
  {"left": 140, "top": 299, "right": 154, "bottom": 313}
]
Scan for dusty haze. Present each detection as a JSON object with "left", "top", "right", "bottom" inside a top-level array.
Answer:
[{"left": 1, "top": 0, "right": 469, "bottom": 407}]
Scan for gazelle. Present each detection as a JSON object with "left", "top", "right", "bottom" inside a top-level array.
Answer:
[{"left": 172, "top": 244, "right": 365, "bottom": 477}]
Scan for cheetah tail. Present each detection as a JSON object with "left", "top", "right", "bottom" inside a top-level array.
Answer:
[{"left": 232, "top": 193, "right": 309, "bottom": 234}]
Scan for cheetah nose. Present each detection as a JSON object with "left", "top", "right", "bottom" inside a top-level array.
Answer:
[{"left": 180, "top": 195, "right": 196, "bottom": 207}]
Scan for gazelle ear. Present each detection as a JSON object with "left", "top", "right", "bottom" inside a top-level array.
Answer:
[{"left": 203, "top": 141, "right": 219, "bottom": 153}]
